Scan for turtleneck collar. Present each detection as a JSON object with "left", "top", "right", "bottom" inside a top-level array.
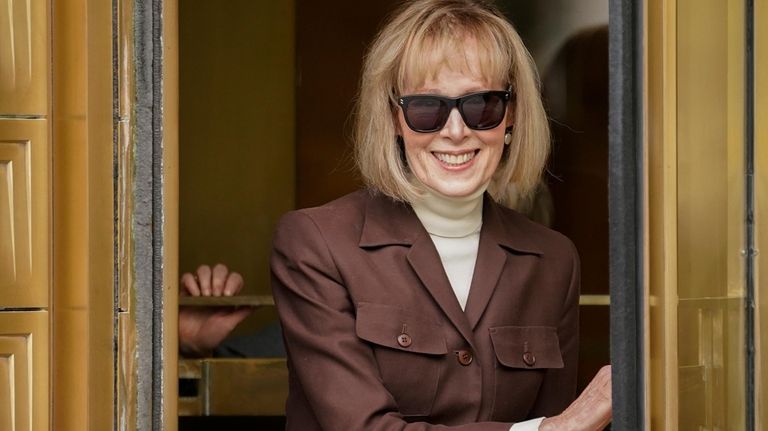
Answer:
[{"left": 410, "top": 180, "right": 487, "bottom": 238}]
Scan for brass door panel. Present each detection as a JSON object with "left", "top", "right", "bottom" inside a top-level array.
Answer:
[
  {"left": 0, "top": 311, "right": 49, "bottom": 431},
  {"left": 179, "top": 358, "right": 288, "bottom": 417},
  {"left": 646, "top": 0, "right": 747, "bottom": 428},
  {"left": 0, "top": 119, "right": 49, "bottom": 308},
  {"left": 0, "top": 353, "right": 12, "bottom": 429},
  {"left": 676, "top": 0, "right": 746, "bottom": 429},
  {"left": 0, "top": 0, "right": 48, "bottom": 115}
]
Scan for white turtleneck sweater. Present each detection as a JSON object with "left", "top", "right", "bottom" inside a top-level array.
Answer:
[
  {"left": 411, "top": 185, "right": 484, "bottom": 310},
  {"left": 411, "top": 186, "right": 545, "bottom": 431}
]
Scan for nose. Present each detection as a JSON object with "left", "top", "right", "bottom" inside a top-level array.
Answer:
[{"left": 441, "top": 107, "right": 469, "bottom": 141}]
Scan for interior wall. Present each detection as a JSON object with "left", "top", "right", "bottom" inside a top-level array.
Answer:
[
  {"left": 179, "top": 1, "right": 295, "bottom": 329},
  {"left": 503, "top": 0, "right": 611, "bottom": 391},
  {"left": 502, "top": 0, "right": 609, "bottom": 74},
  {"left": 179, "top": 0, "right": 391, "bottom": 310},
  {"left": 295, "top": 0, "right": 398, "bottom": 208}
]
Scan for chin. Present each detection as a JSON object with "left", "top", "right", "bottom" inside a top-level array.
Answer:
[{"left": 430, "top": 183, "right": 484, "bottom": 198}]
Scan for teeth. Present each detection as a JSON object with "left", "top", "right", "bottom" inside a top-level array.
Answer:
[{"left": 434, "top": 151, "right": 475, "bottom": 166}]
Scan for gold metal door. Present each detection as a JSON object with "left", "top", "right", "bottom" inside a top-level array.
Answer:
[
  {"left": 2, "top": 0, "right": 180, "bottom": 429},
  {"left": 0, "top": 120, "right": 50, "bottom": 307},
  {"left": 0, "top": 312, "right": 48, "bottom": 431},
  {"left": 645, "top": 0, "right": 757, "bottom": 429},
  {"left": 0, "top": 0, "right": 50, "bottom": 430},
  {"left": 49, "top": 0, "right": 179, "bottom": 428}
]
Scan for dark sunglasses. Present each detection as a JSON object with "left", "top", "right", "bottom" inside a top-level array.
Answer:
[{"left": 398, "top": 90, "right": 511, "bottom": 133}]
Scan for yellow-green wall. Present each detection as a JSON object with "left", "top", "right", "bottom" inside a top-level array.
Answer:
[{"left": 179, "top": 1, "right": 295, "bottom": 331}]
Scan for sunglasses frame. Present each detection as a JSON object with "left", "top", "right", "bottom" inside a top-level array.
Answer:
[{"left": 397, "top": 89, "right": 512, "bottom": 133}]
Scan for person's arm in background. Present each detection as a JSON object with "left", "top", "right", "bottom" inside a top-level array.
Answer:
[{"left": 178, "top": 264, "right": 252, "bottom": 357}]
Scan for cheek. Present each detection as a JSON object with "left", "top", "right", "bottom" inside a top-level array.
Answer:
[
  {"left": 403, "top": 139, "right": 430, "bottom": 166},
  {"left": 400, "top": 127, "right": 433, "bottom": 164},
  {"left": 479, "top": 137, "right": 506, "bottom": 177},
  {"left": 491, "top": 142, "right": 505, "bottom": 164}
]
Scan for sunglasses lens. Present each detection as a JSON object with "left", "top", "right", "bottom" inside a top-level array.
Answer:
[
  {"left": 401, "top": 91, "right": 508, "bottom": 132},
  {"left": 405, "top": 98, "right": 448, "bottom": 132},
  {"left": 461, "top": 93, "right": 506, "bottom": 129}
]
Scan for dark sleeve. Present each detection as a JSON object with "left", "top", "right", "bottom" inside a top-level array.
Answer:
[
  {"left": 213, "top": 321, "right": 286, "bottom": 358},
  {"left": 528, "top": 240, "right": 580, "bottom": 417},
  {"left": 271, "top": 211, "right": 514, "bottom": 431}
]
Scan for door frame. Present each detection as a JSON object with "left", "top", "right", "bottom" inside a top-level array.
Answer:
[
  {"left": 129, "top": 0, "right": 179, "bottom": 429},
  {"left": 608, "top": 0, "right": 645, "bottom": 429},
  {"left": 145, "top": 0, "right": 645, "bottom": 429}
]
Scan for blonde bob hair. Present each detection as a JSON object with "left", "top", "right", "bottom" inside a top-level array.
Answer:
[{"left": 354, "top": 0, "right": 550, "bottom": 208}]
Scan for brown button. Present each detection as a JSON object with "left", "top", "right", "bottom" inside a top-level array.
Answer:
[
  {"left": 397, "top": 333, "right": 412, "bottom": 347},
  {"left": 456, "top": 350, "right": 473, "bottom": 366},
  {"left": 523, "top": 351, "right": 536, "bottom": 366}
]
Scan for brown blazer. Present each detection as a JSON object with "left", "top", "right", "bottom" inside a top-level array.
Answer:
[{"left": 271, "top": 189, "right": 580, "bottom": 430}]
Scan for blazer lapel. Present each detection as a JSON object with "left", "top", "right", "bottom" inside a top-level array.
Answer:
[
  {"left": 463, "top": 226, "right": 507, "bottom": 329},
  {"left": 464, "top": 196, "right": 544, "bottom": 329},
  {"left": 359, "top": 191, "right": 477, "bottom": 348},
  {"left": 406, "top": 235, "right": 477, "bottom": 348}
]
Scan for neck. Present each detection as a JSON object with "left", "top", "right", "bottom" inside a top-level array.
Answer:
[{"left": 411, "top": 182, "right": 486, "bottom": 238}]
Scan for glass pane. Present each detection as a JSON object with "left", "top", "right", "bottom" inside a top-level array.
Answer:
[{"left": 676, "top": 0, "right": 746, "bottom": 429}]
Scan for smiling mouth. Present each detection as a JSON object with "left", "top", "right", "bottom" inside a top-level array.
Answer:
[{"left": 432, "top": 150, "right": 479, "bottom": 167}]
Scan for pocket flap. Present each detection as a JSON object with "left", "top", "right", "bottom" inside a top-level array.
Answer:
[
  {"left": 489, "top": 326, "right": 564, "bottom": 369},
  {"left": 356, "top": 302, "right": 447, "bottom": 355}
]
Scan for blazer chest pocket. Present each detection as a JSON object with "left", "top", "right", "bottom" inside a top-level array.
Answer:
[
  {"left": 356, "top": 302, "right": 447, "bottom": 417},
  {"left": 489, "top": 326, "right": 563, "bottom": 420}
]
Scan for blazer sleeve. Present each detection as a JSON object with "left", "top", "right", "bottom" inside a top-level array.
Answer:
[
  {"left": 527, "top": 239, "right": 581, "bottom": 417},
  {"left": 271, "top": 211, "right": 514, "bottom": 431}
]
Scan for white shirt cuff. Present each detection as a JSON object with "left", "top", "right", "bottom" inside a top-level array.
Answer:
[{"left": 509, "top": 417, "right": 545, "bottom": 431}]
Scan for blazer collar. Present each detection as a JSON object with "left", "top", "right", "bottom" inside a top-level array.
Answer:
[
  {"left": 358, "top": 190, "right": 547, "bottom": 340},
  {"left": 479, "top": 195, "right": 544, "bottom": 256},
  {"left": 357, "top": 191, "right": 474, "bottom": 344},
  {"left": 359, "top": 190, "right": 545, "bottom": 256},
  {"left": 358, "top": 191, "right": 423, "bottom": 247}
]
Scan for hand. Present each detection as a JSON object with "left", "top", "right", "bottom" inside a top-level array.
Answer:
[
  {"left": 540, "top": 365, "right": 612, "bottom": 431},
  {"left": 178, "top": 264, "right": 252, "bottom": 357}
]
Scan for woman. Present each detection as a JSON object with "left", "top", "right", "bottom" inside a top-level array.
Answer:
[{"left": 269, "top": 1, "right": 611, "bottom": 430}]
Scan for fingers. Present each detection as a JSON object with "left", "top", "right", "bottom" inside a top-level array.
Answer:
[
  {"left": 195, "top": 265, "right": 213, "bottom": 296},
  {"left": 589, "top": 365, "right": 612, "bottom": 400},
  {"left": 211, "top": 264, "right": 229, "bottom": 296},
  {"left": 223, "top": 271, "right": 244, "bottom": 296},
  {"left": 180, "top": 273, "right": 200, "bottom": 296},
  {"left": 582, "top": 365, "right": 612, "bottom": 428},
  {"left": 554, "top": 365, "right": 612, "bottom": 431},
  {"left": 185, "top": 264, "right": 243, "bottom": 297}
]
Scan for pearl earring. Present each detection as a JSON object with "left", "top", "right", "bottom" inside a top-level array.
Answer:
[{"left": 504, "top": 132, "right": 512, "bottom": 146}]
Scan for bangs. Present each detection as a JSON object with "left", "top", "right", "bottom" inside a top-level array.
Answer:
[{"left": 396, "top": 20, "right": 512, "bottom": 93}]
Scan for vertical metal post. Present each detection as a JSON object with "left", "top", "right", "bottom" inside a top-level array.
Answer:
[
  {"left": 745, "top": 0, "right": 756, "bottom": 429},
  {"left": 608, "top": 0, "right": 645, "bottom": 429}
]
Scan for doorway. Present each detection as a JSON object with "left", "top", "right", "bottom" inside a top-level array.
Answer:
[{"left": 176, "top": 1, "right": 611, "bottom": 429}]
